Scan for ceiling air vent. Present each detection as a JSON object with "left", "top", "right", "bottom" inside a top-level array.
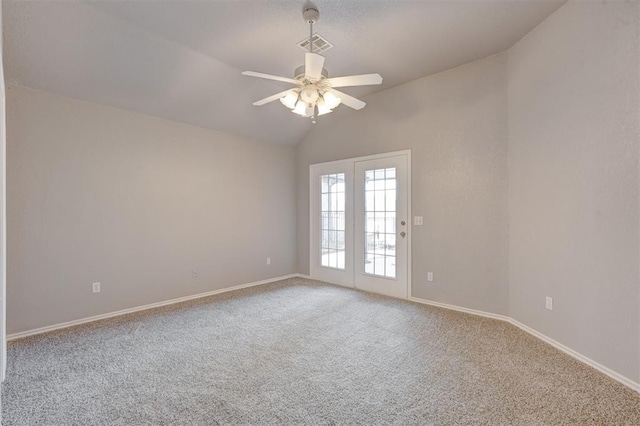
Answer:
[{"left": 297, "top": 33, "right": 333, "bottom": 54}]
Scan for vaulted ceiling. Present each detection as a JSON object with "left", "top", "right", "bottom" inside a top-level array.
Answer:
[{"left": 3, "top": 0, "right": 566, "bottom": 146}]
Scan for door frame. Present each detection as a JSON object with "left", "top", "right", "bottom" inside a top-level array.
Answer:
[{"left": 309, "top": 149, "right": 412, "bottom": 299}]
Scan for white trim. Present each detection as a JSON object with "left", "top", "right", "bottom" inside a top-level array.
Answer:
[
  {"left": 410, "top": 296, "right": 640, "bottom": 394},
  {"left": 8, "top": 276, "right": 639, "bottom": 394},
  {"left": 406, "top": 154, "right": 412, "bottom": 300},
  {"left": 509, "top": 318, "right": 640, "bottom": 394},
  {"left": 310, "top": 150, "right": 412, "bottom": 167},
  {"left": 409, "top": 297, "right": 510, "bottom": 322},
  {"left": 8, "top": 274, "right": 302, "bottom": 341}
]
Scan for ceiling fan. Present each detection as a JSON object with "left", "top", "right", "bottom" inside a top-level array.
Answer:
[{"left": 242, "top": 4, "right": 383, "bottom": 123}]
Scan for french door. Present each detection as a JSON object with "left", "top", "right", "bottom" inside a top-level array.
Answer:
[
  {"left": 309, "top": 160, "right": 354, "bottom": 287},
  {"left": 310, "top": 151, "right": 410, "bottom": 299}
]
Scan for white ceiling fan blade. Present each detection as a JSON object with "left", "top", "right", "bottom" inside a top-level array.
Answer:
[
  {"left": 330, "top": 89, "right": 366, "bottom": 110},
  {"left": 242, "top": 71, "right": 299, "bottom": 85},
  {"left": 252, "top": 89, "right": 296, "bottom": 106},
  {"left": 326, "top": 74, "right": 383, "bottom": 88},
  {"left": 305, "top": 52, "right": 325, "bottom": 81}
]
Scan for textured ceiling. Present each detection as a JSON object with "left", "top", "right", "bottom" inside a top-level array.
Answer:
[{"left": 3, "top": 0, "right": 566, "bottom": 146}]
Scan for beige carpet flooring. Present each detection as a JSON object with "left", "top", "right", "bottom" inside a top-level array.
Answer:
[{"left": 2, "top": 277, "right": 639, "bottom": 425}]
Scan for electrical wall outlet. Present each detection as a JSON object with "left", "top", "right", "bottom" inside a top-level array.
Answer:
[
  {"left": 266, "top": 257, "right": 271, "bottom": 265},
  {"left": 191, "top": 270, "right": 199, "bottom": 279},
  {"left": 545, "top": 296, "right": 553, "bottom": 311},
  {"left": 92, "top": 282, "right": 101, "bottom": 293},
  {"left": 427, "top": 272, "right": 434, "bottom": 282}
]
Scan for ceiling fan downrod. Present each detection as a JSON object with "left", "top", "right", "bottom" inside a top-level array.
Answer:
[
  {"left": 303, "top": 5, "right": 320, "bottom": 122},
  {"left": 303, "top": 5, "right": 320, "bottom": 55}
]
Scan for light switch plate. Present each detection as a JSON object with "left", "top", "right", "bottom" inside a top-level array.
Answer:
[
  {"left": 414, "top": 216, "right": 424, "bottom": 226},
  {"left": 545, "top": 296, "right": 553, "bottom": 310}
]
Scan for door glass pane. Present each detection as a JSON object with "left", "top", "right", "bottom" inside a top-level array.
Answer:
[
  {"left": 374, "top": 190, "right": 385, "bottom": 211},
  {"left": 320, "top": 173, "right": 346, "bottom": 270},
  {"left": 365, "top": 252, "right": 374, "bottom": 274},
  {"left": 385, "top": 190, "right": 396, "bottom": 211},
  {"left": 363, "top": 167, "right": 396, "bottom": 278},
  {"left": 386, "top": 212, "right": 396, "bottom": 234},
  {"left": 365, "top": 191, "right": 374, "bottom": 211}
]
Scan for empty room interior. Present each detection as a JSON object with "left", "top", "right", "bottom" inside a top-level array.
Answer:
[{"left": 0, "top": 0, "right": 639, "bottom": 424}]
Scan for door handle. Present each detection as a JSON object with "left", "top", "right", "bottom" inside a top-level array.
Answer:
[{"left": 400, "top": 231, "right": 406, "bottom": 238}]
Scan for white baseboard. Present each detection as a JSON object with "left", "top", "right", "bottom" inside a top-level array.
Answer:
[
  {"left": 409, "top": 296, "right": 640, "bottom": 394},
  {"left": 507, "top": 318, "right": 640, "bottom": 394},
  {"left": 408, "top": 297, "right": 511, "bottom": 322},
  {"left": 7, "top": 273, "right": 302, "bottom": 341},
  {"left": 9, "top": 277, "right": 639, "bottom": 394}
]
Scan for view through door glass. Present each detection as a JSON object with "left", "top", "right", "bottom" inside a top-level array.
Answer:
[
  {"left": 320, "top": 173, "right": 346, "bottom": 269},
  {"left": 364, "top": 168, "right": 396, "bottom": 278}
]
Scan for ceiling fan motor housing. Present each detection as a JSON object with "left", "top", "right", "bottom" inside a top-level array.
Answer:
[
  {"left": 301, "top": 86, "right": 320, "bottom": 104},
  {"left": 294, "top": 65, "right": 328, "bottom": 81},
  {"left": 303, "top": 6, "right": 319, "bottom": 24}
]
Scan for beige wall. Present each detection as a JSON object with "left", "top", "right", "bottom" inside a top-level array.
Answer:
[
  {"left": 508, "top": 0, "right": 639, "bottom": 383},
  {"left": 297, "top": 54, "right": 510, "bottom": 315},
  {"left": 6, "top": 85, "right": 297, "bottom": 334}
]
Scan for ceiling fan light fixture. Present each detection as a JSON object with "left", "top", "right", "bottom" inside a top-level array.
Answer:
[
  {"left": 293, "top": 100, "right": 308, "bottom": 116},
  {"left": 301, "top": 86, "right": 319, "bottom": 103},
  {"left": 304, "top": 105, "right": 315, "bottom": 117},
  {"left": 280, "top": 91, "right": 299, "bottom": 109},
  {"left": 316, "top": 97, "right": 332, "bottom": 116},
  {"left": 323, "top": 91, "right": 342, "bottom": 109}
]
